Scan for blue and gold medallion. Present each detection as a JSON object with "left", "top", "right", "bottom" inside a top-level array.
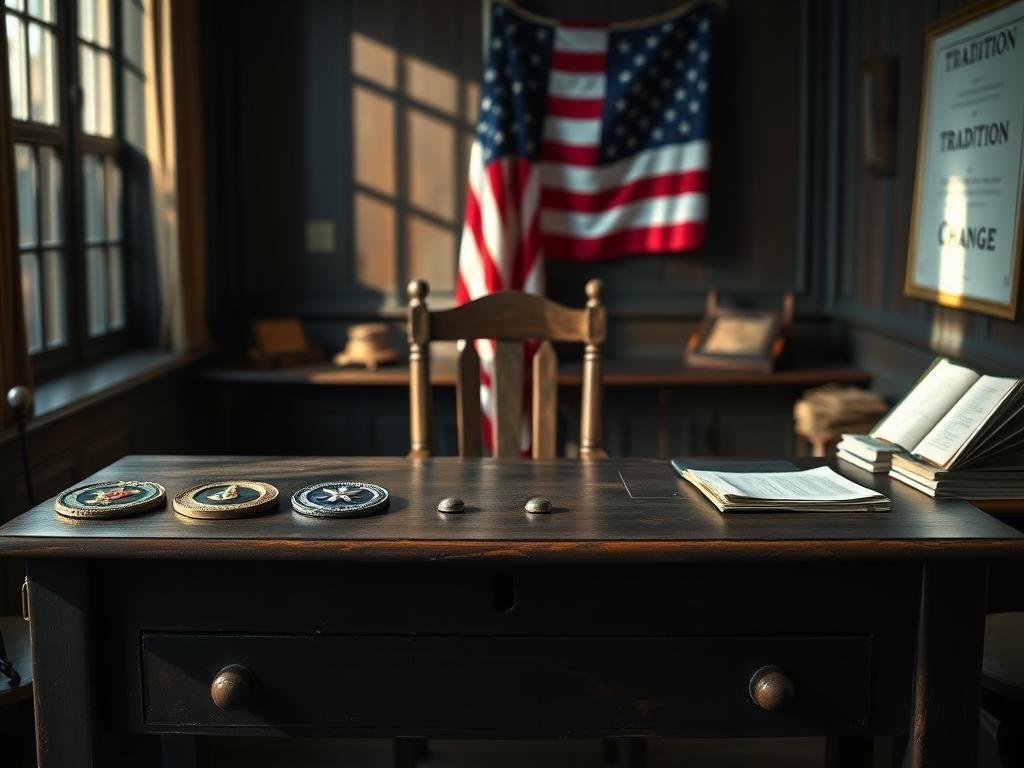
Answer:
[
  {"left": 291, "top": 481, "right": 390, "bottom": 519},
  {"left": 173, "top": 480, "right": 279, "bottom": 519},
  {"left": 56, "top": 480, "right": 166, "bottom": 519}
]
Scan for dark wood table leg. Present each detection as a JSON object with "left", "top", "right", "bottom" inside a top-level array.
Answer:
[
  {"left": 908, "top": 562, "right": 988, "bottom": 768},
  {"left": 26, "top": 560, "right": 94, "bottom": 768},
  {"left": 824, "top": 732, "right": 873, "bottom": 767},
  {"left": 393, "top": 737, "right": 420, "bottom": 768},
  {"left": 161, "top": 735, "right": 206, "bottom": 768}
]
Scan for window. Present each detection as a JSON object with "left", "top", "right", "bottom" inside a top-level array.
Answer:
[{"left": 6, "top": 0, "right": 134, "bottom": 377}]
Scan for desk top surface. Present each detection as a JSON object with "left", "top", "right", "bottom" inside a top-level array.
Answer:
[{"left": 1, "top": 456, "right": 1021, "bottom": 562}]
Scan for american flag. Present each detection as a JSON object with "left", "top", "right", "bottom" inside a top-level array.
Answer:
[{"left": 457, "top": 0, "right": 715, "bottom": 452}]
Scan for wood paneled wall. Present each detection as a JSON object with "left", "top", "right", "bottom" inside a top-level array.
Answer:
[
  {"left": 834, "top": 0, "right": 1024, "bottom": 394},
  {"left": 202, "top": 0, "right": 827, "bottom": 360}
]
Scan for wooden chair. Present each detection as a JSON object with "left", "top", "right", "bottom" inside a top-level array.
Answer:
[{"left": 406, "top": 278, "right": 607, "bottom": 459}]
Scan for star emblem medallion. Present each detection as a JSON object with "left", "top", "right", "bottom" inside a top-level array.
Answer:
[{"left": 291, "top": 481, "right": 390, "bottom": 519}]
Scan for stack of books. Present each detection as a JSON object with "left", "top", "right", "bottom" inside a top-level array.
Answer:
[
  {"left": 859, "top": 358, "right": 1024, "bottom": 499},
  {"left": 794, "top": 385, "right": 888, "bottom": 438},
  {"left": 836, "top": 434, "right": 904, "bottom": 474}
]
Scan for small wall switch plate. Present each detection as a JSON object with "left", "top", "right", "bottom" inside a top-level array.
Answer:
[{"left": 305, "top": 220, "right": 336, "bottom": 254}]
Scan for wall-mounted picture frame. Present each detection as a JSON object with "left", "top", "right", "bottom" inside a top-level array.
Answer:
[
  {"left": 685, "top": 292, "right": 793, "bottom": 373},
  {"left": 861, "top": 57, "right": 898, "bottom": 176},
  {"left": 904, "top": 0, "right": 1024, "bottom": 320}
]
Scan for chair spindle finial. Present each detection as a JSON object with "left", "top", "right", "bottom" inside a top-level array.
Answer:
[
  {"left": 585, "top": 278, "right": 604, "bottom": 307},
  {"left": 408, "top": 279, "right": 429, "bottom": 305}
]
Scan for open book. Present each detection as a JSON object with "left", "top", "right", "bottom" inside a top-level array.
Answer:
[{"left": 870, "top": 358, "right": 1024, "bottom": 471}]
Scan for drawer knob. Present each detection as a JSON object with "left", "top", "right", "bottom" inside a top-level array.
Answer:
[
  {"left": 748, "top": 665, "right": 794, "bottom": 712},
  {"left": 211, "top": 664, "right": 254, "bottom": 711}
]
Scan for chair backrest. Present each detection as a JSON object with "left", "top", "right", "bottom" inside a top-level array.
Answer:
[{"left": 406, "top": 279, "right": 606, "bottom": 459}]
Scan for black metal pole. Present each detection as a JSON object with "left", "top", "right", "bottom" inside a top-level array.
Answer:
[{"left": 6, "top": 386, "right": 35, "bottom": 508}]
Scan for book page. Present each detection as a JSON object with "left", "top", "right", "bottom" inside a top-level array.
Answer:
[
  {"left": 684, "top": 466, "right": 884, "bottom": 501},
  {"left": 912, "top": 376, "right": 1020, "bottom": 468},
  {"left": 871, "top": 359, "right": 979, "bottom": 449}
]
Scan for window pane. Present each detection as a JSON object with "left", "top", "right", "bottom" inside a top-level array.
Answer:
[
  {"left": 78, "top": 0, "right": 109, "bottom": 47},
  {"left": 28, "top": 23, "right": 58, "bottom": 125},
  {"left": 80, "top": 45, "right": 113, "bottom": 136},
  {"left": 39, "top": 146, "right": 62, "bottom": 245},
  {"left": 86, "top": 246, "right": 107, "bottom": 336},
  {"left": 124, "top": 68, "right": 145, "bottom": 150},
  {"left": 6, "top": 15, "right": 28, "bottom": 120},
  {"left": 6, "top": 1, "right": 25, "bottom": 11},
  {"left": 83, "top": 153, "right": 105, "bottom": 243},
  {"left": 14, "top": 144, "right": 37, "bottom": 247},
  {"left": 43, "top": 249, "right": 66, "bottom": 347},
  {"left": 26, "top": 0, "right": 53, "bottom": 22},
  {"left": 122, "top": 0, "right": 142, "bottom": 68},
  {"left": 107, "top": 245, "right": 124, "bottom": 329},
  {"left": 106, "top": 157, "right": 121, "bottom": 239},
  {"left": 20, "top": 252, "right": 43, "bottom": 353}
]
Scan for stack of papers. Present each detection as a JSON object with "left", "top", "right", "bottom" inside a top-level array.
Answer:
[
  {"left": 837, "top": 434, "right": 904, "bottom": 473},
  {"left": 794, "top": 385, "right": 888, "bottom": 436},
  {"left": 679, "top": 465, "right": 890, "bottom": 512}
]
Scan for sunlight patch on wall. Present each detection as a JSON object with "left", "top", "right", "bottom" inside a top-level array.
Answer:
[
  {"left": 408, "top": 214, "right": 456, "bottom": 294},
  {"left": 351, "top": 32, "right": 396, "bottom": 89},
  {"left": 936, "top": 175, "right": 967, "bottom": 301},
  {"left": 407, "top": 109, "right": 455, "bottom": 220},
  {"left": 405, "top": 55, "right": 457, "bottom": 115},
  {"left": 353, "top": 85, "right": 396, "bottom": 196},
  {"left": 354, "top": 192, "right": 396, "bottom": 293},
  {"left": 929, "top": 306, "right": 966, "bottom": 356}
]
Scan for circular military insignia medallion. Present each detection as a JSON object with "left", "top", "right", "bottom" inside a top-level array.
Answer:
[
  {"left": 291, "top": 481, "right": 390, "bottom": 519},
  {"left": 173, "top": 481, "right": 279, "bottom": 520},
  {"left": 56, "top": 480, "right": 166, "bottom": 520}
]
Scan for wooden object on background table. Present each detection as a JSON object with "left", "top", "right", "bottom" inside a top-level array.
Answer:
[
  {"left": 685, "top": 291, "right": 793, "bottom": 373},
  {"left": 794, "top": 384, "right": 887, "bottom": 457},
  {"left": 2, "top": 455, "right": 1022, "bottom": 768},
  {"left": 333, "top": 323, "right": 397, "bottom": 370},
  {"left": 407, "top": 279, "right": 607, "bottom": 460},
  {"left": 249, "top": 318, "right": 322, "bottom": 369}
]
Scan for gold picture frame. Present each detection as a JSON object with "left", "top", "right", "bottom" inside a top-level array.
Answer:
[{"left": 904, "top": 0, "right": 1024, "bottom": 320}]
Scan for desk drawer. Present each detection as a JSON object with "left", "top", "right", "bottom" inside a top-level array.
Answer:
[{"left": 141, "top": 633, "right": 869, "bottom": 734}]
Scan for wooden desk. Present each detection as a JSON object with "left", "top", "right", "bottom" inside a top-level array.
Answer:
[
  {"left": 201, "top": 362, "right": 871, "bottom": 457},
  {"left": 2, "top": 455, "right": 1017, "bottom": 768}
]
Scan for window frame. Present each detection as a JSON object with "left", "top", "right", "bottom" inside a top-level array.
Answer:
[{"left": 7, "top": 0, "right": 132, "bottom": 381}]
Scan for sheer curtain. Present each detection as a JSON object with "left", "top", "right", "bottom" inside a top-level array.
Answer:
[
  {"left": 143, "top": 0, "right": 208, "bottom": 352},
  {"left": 0, "top": 18, "right": 32, "bottom": 429}
]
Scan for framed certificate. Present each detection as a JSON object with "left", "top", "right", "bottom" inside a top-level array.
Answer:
[{"left": 905, "top": 0, "right": 1024, "bottom": 319}]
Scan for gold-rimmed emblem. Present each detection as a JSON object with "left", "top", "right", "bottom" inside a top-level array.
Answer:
[
  {"left": 55, "top": 480, "right": 166, "bottom": 520},
  {"left": 173, "top": 480, "right": 279, "bottom": 520}
]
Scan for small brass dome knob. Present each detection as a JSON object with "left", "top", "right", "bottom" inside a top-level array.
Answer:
[
  {"left": 211, "top": 665, "right": 254, "bottom": 711},
  {"left": 748, "top": 665, "right": 794, "bottom": 712},
  {"left": 437, "top": 496, "right": 465, "bottom": 514},
  {"left": 525, "top": 496, "right": 552, "bottom": 514}
]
